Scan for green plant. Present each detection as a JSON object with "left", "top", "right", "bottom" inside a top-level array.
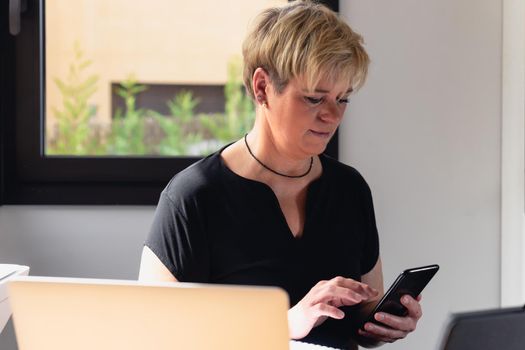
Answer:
[
  {"left": 224, "top": 56, "right": 255, "bottom": 137},
  {"left": 107, "top": 76, "right": 149, "bottom": 155},
  {"left": 48, "top": 42, "right": 99, "bottom": 155},
  {"left": 201, "top": 56, "right": 254, "bottom": 143},
  {"left": 154, "top": 90, "right": 202, "bottom": 155},
  {"left": 49, "top": 53, "right": 255, "bottom": 157}
]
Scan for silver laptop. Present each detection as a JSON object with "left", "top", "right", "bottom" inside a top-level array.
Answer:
[
  {"left": 438, "top": 306, "right": 525, "bottom": 350},
  {"left": 8, "top": 276, "right": 290, "bottom": 350},
  {"left": 0, "top": 265, "right": 30, "bottom": 334}
]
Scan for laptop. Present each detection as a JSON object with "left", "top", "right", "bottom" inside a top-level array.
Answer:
[
  {"left": 438, "top": 305, "right": 525, "bottom": 350},
  {"left": 0, "top": 264, "right": 30, "bottom": 334},
  {"left": 11, "top": 276, "right": 521, "bottom": 350},
  {"left": 8, "top": 276, "right": 290, "bottom": 350}
]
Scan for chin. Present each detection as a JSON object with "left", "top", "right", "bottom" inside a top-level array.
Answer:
[
  {"left": 303, "top": 132, "right": 333, "bottom": 154},
  {"left": 303, "top": 142, "right": 328, "bottom": 156}
]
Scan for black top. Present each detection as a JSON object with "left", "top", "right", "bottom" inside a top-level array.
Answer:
[{"left": 145, "top": 147, "right": 380, "bottom": 348}]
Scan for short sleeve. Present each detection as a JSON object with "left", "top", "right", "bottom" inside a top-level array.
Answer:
[
  {"left": 144, "top": 191, "right": 210, "bottom": 282},
  {"left": 359, "top": 179, "right": 380, "bottom": 275}
]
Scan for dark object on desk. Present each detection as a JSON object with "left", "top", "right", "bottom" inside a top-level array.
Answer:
[{"left": 440, "top": 305, "right": 525, "bottom": 350}]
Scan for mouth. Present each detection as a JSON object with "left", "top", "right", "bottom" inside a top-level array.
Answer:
[{"left": 309, "top": 130, "right": 331, "bottom": 139}]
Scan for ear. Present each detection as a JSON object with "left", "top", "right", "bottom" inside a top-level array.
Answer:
[{"left": 252, "top": 67, "right": 270, "bottom": 107}]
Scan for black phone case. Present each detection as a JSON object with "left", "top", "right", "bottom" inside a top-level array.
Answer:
[{"left": 362, "top": 264, "right": 439, "bottom": 326}]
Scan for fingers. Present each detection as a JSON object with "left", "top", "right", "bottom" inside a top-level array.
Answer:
[
  {"left": 362, "top": 294, "right": 423, "bottom": 343},
  {"left": 312, "top": 278, "right": 378, "bottom": 319},
  {"left": 316, "top": 277, "right": 379, "bottom": 305},
  {"left": 358, "top": 324, "right": 408, "bottom": 343},
  {"left": 402, "top": 294, "right": 423, "bottom": 321},
  {"left": 372, "top": 310, "right": 417, "bottom": 333},
  {"left": 333, "top": 277, "right": 380, "bottom": 299},
  {"left": 312, "top": 303, "right": 345, "bottom": 320},
  {"left": 316, "top": 285, "right": 367, "bottom": 306},
  {"left": 289, "top": 277, "right": 377, "bottom": 340},
  {"left": 372, "top": 295, "right": 421, "bottom": 331}
]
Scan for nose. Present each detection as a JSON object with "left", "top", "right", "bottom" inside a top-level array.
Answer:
[{"left": 318, "top": 101, "right": 344, "bottom": 124}]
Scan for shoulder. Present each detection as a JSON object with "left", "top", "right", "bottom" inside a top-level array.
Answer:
[
  {"left": 320, "top": 154, "right": 371, "bottom": 192},
  {"left": 162, "top": 151, "right": 224, "bottom": 207}
]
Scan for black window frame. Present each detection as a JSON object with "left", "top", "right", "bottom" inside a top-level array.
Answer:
[{"left": 0, "top": 0, "right": 339, "bottom": 205}]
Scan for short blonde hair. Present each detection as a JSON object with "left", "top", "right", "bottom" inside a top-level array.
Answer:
[{"left": 242, "top": 0, "right": 369, "bottom": 99}]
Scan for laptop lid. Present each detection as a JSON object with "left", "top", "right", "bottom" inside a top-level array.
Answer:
[
  {"left": 439, "top": 306, "right": 525, "bottom": 350},
  {"left": 0, "top": 264, "right": 30, "bottom": 334},
  {"left": 8, "top": 276, "right": 290, "bottom": 350}
]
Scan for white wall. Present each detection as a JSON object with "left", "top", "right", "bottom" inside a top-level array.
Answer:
[
  {"left": 0, "top": 0, "right": 504, "bottom": 349},
  {"left": 0, "top": 206, "right": 154, "bottom": 349},
  {"left": 501, "top": 0, "right": 525, "bottom": 306},
  {"left": 341, "top": 0, "right": 502, "bottom": 348}
]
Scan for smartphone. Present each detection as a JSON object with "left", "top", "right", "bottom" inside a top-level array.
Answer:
[{"left": 360, "top": 264, "right": 439, "bottom": 328}]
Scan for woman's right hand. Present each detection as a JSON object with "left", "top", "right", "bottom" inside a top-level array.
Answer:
[{"left": 288, "top": 276, "right": 379, "bottom": 340}]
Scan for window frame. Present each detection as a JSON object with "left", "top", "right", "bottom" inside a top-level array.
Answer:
[{"left": 0, "top": 0, "right": 340, "bottom": 205}]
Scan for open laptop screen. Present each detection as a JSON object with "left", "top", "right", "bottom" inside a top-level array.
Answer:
[
  {"left": 8, "top": 276, "right": 290, "bottom": 350},
  {"left": 440, "top": 306, "right": 525, "bottom": 350}
]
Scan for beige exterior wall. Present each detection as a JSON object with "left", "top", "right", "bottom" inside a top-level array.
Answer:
[{"left": 45, "top": 0, "right": 286, "bottom": 137}]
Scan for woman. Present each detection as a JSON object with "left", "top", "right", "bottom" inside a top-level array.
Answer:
[{"left": 139, "top": 1, "right": 422, "bottom": 348}]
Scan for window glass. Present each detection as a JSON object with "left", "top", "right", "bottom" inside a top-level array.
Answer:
[{"left": 44, "top": 0, "right": 287, "bottom": 156}]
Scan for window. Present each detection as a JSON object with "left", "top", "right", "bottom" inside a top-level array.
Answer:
[{"left": 1, "top": 0, "right": 339, "bottom": 205}]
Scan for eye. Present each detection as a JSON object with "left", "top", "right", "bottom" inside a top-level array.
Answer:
[
  {"left": 305, "top": 96, "right": 323, "bottom": 105},
  {"left": 337, "top": 98, "right": 350, "bottom": 104}
]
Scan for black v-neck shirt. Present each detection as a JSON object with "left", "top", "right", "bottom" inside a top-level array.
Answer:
[{"left": 145, "top": 147, "right": 380, "bottom": 348}]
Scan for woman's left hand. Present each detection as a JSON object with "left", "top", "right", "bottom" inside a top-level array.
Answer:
[{"left": 357, "top": 295, "right": 422, "bottom": 343}]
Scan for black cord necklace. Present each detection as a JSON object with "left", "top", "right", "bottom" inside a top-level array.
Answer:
[{"left": 244, "top": 134, "right": 313, "bottom": 179}]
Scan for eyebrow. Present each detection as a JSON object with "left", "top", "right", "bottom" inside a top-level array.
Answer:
[{"left": 303, "top": 88, "right": 354, "bottom": 94}]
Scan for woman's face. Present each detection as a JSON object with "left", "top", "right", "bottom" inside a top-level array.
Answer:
[{"left": 265, "top": 75, "right": 351, "bottom": 158}]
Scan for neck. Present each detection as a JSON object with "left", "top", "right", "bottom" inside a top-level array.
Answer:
[{"left": 245, "top": 127, "right": 313, "bottom": 179}]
